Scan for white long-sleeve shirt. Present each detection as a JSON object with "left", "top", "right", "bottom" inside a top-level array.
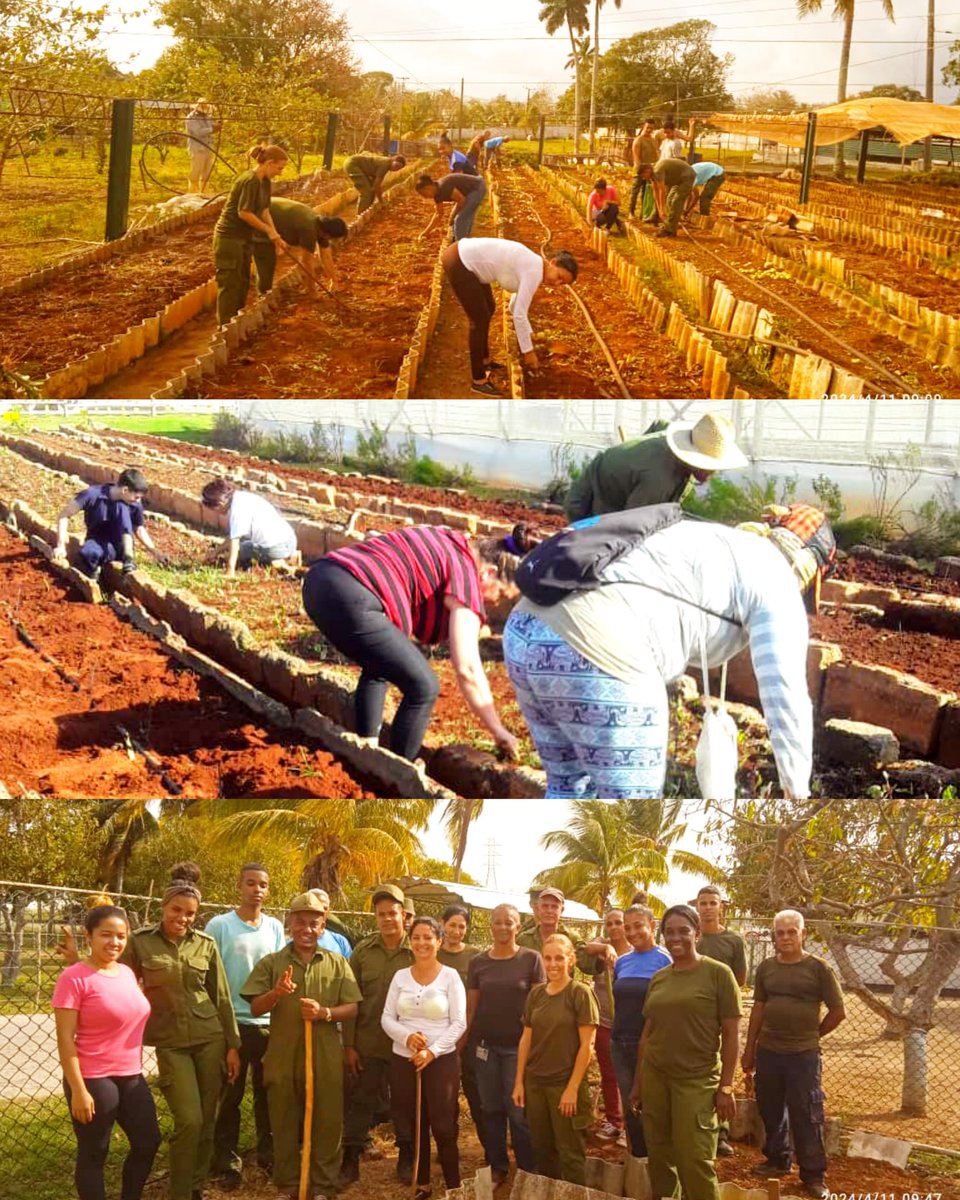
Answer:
[
  {"left": 381, "top": 965, "right": 467, "bottom": 1059},
  {"left": 456, "top": 237, "right": 544, "bottom": 353},
  {"left": 516, "top": 520, "right": 813, "bottom": 798}
]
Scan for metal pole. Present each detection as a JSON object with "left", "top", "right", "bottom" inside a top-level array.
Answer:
[
  {"left": 458, "top": 78, "right": 464, "bottom": 141},
  {"left": 856, "top": 129, "right": 870, "bottom": 184},
  {"left": 322, "top": 112, "right": 339, "bottom": 171},
  {"left": 104, "top": 98, "right": 135, "bottom": 242},
  {"left": 923, "top": 0, "right": 934, "bottom": 171},
  {"left": 382, "top": 114, "right": 391, "bottom": 155},
  {"left": 799, "top": 111, "right": 817, "bottom": 205},
  {"left": 538, "top": 115, "right": 546, "bottom": 166}
]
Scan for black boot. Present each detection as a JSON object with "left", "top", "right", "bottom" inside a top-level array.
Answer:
[
  {"left": 338, "top": 1146, "right": 361, "bottom": 1187},
  {"left": 396, "top": 1142, "right": 414, "bottom": 1185}
]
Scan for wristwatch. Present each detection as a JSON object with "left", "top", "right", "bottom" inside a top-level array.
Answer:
[
  {"left": 718, "top": 1085, "right": 734, "bottom": 1095},
  {"left": 324, "top": 1006, "right": 333, "bottom": 1022}
]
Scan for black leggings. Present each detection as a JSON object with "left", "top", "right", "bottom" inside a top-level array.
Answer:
[
  {"left": 64, "top": 1074, "right": 161, "bottom": 1200},
  {"left": 391, "top": 1052, "right": 461, "bottom": 1188},
  {"left": 302, "top": 559, "right": 440, "bottom": 760},
  {"left": 442, "top": 241, "right": 496, "bottom": 381}
]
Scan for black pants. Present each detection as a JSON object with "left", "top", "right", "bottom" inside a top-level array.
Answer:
[
  {"left": 442, "top": 241, "right": 496, "bottom": 381},
  {"left": 629, "top": 170, "right": 649, "bottom": 217},
  {"left": 755, "top": 1047, "right": 828, "bottom": 1184},
  {"left": 594, "top": 202, "right": 622, "bottom": 230},
  {"left": 302, "top": 559, "right": 440, "bottom": 761},
  {"left": 64, "top": 1074, "right": 161, "bottom": 1200},
  {"left": 213, "top": 1023, "right": 272, "bottom": 1174},
  {"left": 390, "top": 1052, "right": 461, "bottom": 1188}
]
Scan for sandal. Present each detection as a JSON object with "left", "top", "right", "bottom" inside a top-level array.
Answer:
[{"left": 415, "top": 1188, "right": 432, "bottom": 1200}]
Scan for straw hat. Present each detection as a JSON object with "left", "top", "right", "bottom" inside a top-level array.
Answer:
[
  {"left": 665, "top": 413, "right": 748, "bottom": 472},
  {"left": 195, "top": 98, "right": 211, "bottom": 112}
]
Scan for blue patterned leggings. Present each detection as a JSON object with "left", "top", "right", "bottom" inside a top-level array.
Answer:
[{"left": 503, "top": 610, "right": 668, "bottom": 799}]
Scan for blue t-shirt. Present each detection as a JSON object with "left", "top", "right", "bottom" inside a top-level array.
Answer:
[
  {"left": 612, "top": 946, "right": 672, "bottom": 1041},
  {"left": 485, "top": 136, "right": 506, "bottom": 150},
  {"left": 693, "top": 161, "right": 724, "bottom": 184},
  {"left": 74, "top": 484, "right": 144, "bottom": 541},
  {"left": 319, "top": 928, "right": 351, "bottom": 957},
  {"left": 205, "top": 910, "right": 286, "bottom": 1025}
]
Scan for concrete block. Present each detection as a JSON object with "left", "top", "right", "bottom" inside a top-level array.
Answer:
[
  {"left": 820, "top": 579, "right": 899, "bottom": 608},
  {"left": 935, "top": 700, "right": 960, "bottom": 768},
  {"left": 846, "top": 1129, "right": 912, "bottom": 1170},
  {"left": 822, "top": 661, "right": 951, "bottom": 756},
  {"left": 820, "top": 718, "right": 900, "bottom": 768},
  {"left": 728, "top": 1096, "right": 765, "bottom": 1145},
  {"left": 622, "top": 1157, "right": 652, "bottom": 1200},
  {"left": 807, "top": 640, "right": 843, "bottom": 707},
  {"left": 934, "top": 554, "right": 960, "bottom": 581},
  {"left": 885, "top": 597, "right": 960, "bottom": 639}
]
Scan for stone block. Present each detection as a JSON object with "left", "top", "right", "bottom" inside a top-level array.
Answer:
[
  {"left": 820, "top": 718, "right": 900, "bottom": 768},
  {"left": 846, "top": 1129, "right": 912, "bottom": 1170},
  {"left": 820, "top": 579, "right": 899, "bottom": 608},
  {"left": 935, "top": 700, "right": 960, "bottom": 768},
  {"left": 622, "top": 1157, "right": 652, "bottom": 1200},
  {"left": 885, "top": 598, "right": 960, "bottom": 639},
  {"left": 728, "top": 1096, "right": 765, "bottom": 1145},
  {"left": 807, "top": 640, "right": 843, "bottom": 707},
  {"left": 822, "top": 662, "right": 950, "bottom": 756},
  {"left": 934, "top": 554, "right": 960, "bottom": 581}
]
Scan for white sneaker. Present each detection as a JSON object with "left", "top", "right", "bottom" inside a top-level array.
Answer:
[
  {"left": 596, "top": 1120, "right": 620, "bottom": 1141},
  {"left": 616, "top": 1131, "right": 628, "bottom": 1149}
]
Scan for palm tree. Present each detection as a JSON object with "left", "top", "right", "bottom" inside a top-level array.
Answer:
[
  {"left": 539, "top": 0, "right": 591, "bottom": 153},
  {"left": 198, "top": 800, "right": 432, "bottom": 901},
  {"left": 534, "top": 800, "right": 724, "bottom": 914},
  {"left": 796, "top": 0, "right": 895, "bottom": 176},
  {"left": 440, "top": 800, "right": 484, "bottom": 883},
  {"left": 96, "top": 801, "right": 162, "bottom": 892},
  {"left": 588, "top": 0, "right": 621, "bottom": 154}
]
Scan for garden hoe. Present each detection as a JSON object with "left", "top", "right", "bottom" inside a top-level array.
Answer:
[
  {"left": 299, "top": 1010, "right": 314, "bottom": 1200},
  {"left": 279, "top": 243, "right": 354, "bottom": 314}
]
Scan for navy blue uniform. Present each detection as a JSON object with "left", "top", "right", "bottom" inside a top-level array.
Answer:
[{"left": 74, "top": 484, "right": 144, "bottom": 573}]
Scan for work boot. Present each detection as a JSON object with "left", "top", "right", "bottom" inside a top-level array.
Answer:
[
  {"left": 121, "top": 555, "right": 137, "bottom": 574},
  {"left": 716, "top": 1131, "right": 734, "bottom": 1156},
  {"left": 751, "top": 1161, "right": 790, "bottom": 1177},
  {"left": 471, "top": 379, "right": 504, "bottom": 397},
  {"left": 338, "top": 1146, "right": 361, "bottom": 1187},
  {"left": 655, "top": 228, "right": 676, "bottom": 238},
  {"left": 396, "top": 1142, "right": 414, "bottom": 1184},
  {"left": 218, "top": 1170, "right": 243, "bottom": 1192}
]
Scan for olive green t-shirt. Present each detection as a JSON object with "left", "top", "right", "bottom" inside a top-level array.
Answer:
[
  {"left": 344, "top": 154, "right": 393, "bottom": 186},
  {"left": 754, "top": 954, "right": 844, "bottom": 1053},
  {"left": 438, "top": 944, "right": 481, "bottom": 990},
  {"left": 643, "top": 957, "right": 743, "bottom": 1079},
  {"left": 563, "top": 432, "right": 692, "bottom": 520},
  {"left": 698, "top": 930, "right": 747, "bottom": 983},
  {"left": 522, "top": 979, "right": 599, "bottom": 1086},
  {"left": 215, "top": 168, "right": 272, "bottom": 240},
  {"left": 653, "top": 157, "right": 696, "bottom": 188}
]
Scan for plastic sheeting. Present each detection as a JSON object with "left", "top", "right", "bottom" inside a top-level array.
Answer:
[{"left": 707, "top": 98, "right": 960, "bottom": 147}]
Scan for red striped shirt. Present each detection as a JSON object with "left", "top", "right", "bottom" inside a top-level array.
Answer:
[{"left": 327, "top": 525, "right": 485, "bottom": 644}]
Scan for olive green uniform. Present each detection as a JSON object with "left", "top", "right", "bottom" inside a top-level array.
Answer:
[
  {"left": 640, "top": 958, "right": 743, "bottom": 1200},
  {"left": 343, "top": 154, "right": 394, "bottom": 214},
  {"left": 517, "top": 923, "right": 599, "bottom": 976},
  {"left": 213, "top": 168, "right": 272, "bottom": 325},
  {"left": 698, "top": 928, "right": 747, "bottom": 1145},
  {"left": 252, "top": 197, "right": 334, "bottom": 294},
  {"left": 342, "top": 932, "right": 414, "bottom": 1149},
  {"left": 563, "top": 432, "right": 693, "bottom": 521},
  {"left": 522, "top": 980, "right": 599, "bottom": 1184},
  {"left": 122, "top": 924, "right": 240, "bottom": 1200},
  {"left": 653, "top": 157, "right": 696, "bottom": 234},
  {"left": 241, "top": 945, "right": 362, "bottom": 1193}
]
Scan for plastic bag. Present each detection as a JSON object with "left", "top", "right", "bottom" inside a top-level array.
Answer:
[{"left": 695, "top": 634, "right": 739, "bottom": 800}]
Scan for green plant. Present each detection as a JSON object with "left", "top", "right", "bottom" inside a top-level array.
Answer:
[
  {"left": 209, "top": 409, "right": 263, "bottom": 453},
  {"left": 898, "top": 484, "right": 960, "bottom": 559},
  {"left": 868, "top": 442, "right": 922, "bottom": 540},
  {"left": 832, "top": 514, "right": 888, "bottom": 551},
  {"left": 353, "top": 421, "right": 417, "bottom": 478},
  {"left": 812, "top": 473, "right": 845, "bottom": 523},
  {"left": 682, "top": 472, "right": 798, "bottom": 525},
  {"left": 544, "top": 441, "right": 592, "bottom": 504}
]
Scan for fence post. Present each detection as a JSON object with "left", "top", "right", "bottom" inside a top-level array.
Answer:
[
  {"left": 856, "top": 130, "right": 870, "bottom": 185},
  {"left": 323, "top": 112, "right": 339, "bottom": 171},
  {"left": 104, "top": 98, "right": 135, "bottom": 242},
  {"left": 382, "top": 114, "right": 391, "bottom": 155},
  {"left": 538, "top": 116, "right": 546, "bottom": 166},
  {"left": 799, "top": 111, "right": 817, "bottom": 205}
]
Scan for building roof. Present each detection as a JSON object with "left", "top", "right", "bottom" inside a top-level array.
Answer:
[
  {"left": 708, "top": 98, "right": 960, "bottom": 148},
  {"left": 389, "top": 876, "right": 600, "bottom": 922}
]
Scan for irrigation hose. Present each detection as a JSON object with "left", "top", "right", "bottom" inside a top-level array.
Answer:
[
  {"left": 499, "top": 171, "right": 633, "bottom": 400},
  {"left": 678, "top": 223, "right": 913, "bottom": 396},
  {"left": 138, "top": 131, "right": 238, "bottom": 198}
]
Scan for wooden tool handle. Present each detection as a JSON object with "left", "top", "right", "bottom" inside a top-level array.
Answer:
[{"left": 299, "top": 1017, "right": 314, "bottom": 1200}]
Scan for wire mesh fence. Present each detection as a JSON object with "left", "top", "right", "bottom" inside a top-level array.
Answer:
[{"left": 2, "top": 881, "right": 957, "bottom": 1200}]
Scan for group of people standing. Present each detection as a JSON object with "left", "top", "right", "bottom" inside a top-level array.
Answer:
[
  {"left": 52, "top": 868, "right": 846, "bottom": 1200},
  {"left": 624, "top": 118, "right": 727, "bottom": 238}
]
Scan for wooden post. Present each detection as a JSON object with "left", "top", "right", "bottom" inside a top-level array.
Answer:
[
  {"left": 299, "top": 1016, "right": 314, "bottom": 1200},
  {"left": 799, "top": 111, "right": 817, "bottom": 205},
  {"left": 104, "top": 99, "right": 135, "bottom": 242},
  {"left": 856, "top": 129, "right": 870, "bottom": 185},
  {"left": 538, "top": 116, "right": 546, "bottom": 166},
  {"left": 322, "top": 112, "right": 338, "bottom": 171}
]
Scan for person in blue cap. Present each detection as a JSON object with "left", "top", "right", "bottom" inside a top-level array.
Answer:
[{"left": 54, "top": 467, "right": 168, "bottom": 580}]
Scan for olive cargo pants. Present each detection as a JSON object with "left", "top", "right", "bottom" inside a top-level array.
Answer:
[
  {"left": 156, "top": 1039, "right": 225, "bottom": 1200},
  {"left": 524, "top": 1078, "right": 592, "bottom": 1185},
  {"left": 213, "top": 233, "right": 252, "bottom": 325},
  {"left": 641, "top": 1064, "right": 721, "bottom": 1200}
]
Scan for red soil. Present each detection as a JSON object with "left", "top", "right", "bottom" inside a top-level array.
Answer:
[
  {"left": 0, "top": 527, "right": 386, "bottom": 799},
  {"left": 836, "top": 553, "right": 960, "bottom": 598},
  {"left": 811, "top": 605, "right": 960, "bottom": 693}
]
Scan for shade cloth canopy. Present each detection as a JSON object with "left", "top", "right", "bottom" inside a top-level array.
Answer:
[{"left": 706, "top": 98, "right": 960, "bottom": 148}]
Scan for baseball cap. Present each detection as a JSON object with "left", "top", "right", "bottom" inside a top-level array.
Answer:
[
  {"left": 372, "top": 883, "right": 405, "bottom": 906},
  {"left": 538, "top": 887, "right": 565, "bottom": 903},
  {"left": 289, "top": 892, "right": 325, "bottom": 913}
]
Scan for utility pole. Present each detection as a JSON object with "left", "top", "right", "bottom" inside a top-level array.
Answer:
[
  {"left": 397, "top": 77, "right": 407, "bottom": 152},
  {"left": 923, "top": 0, "right": 934, "bottom": 172},
  {"left": 458, "top": 78, "right": 465, "bottom": 141}
]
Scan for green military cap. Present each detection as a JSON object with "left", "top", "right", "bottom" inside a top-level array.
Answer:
[
  {"left": 371, "top": 883, "right": 405, "bottom": 905},
  {"left": 402, "top": 897, "right": 415, "bottom": 915},
  {"left": 289, "top": 891, "right": 325, "bottom": 912}
]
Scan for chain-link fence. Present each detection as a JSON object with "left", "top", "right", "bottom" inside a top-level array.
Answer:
[{"left": 2, "top": 882, "right": 957, "bottom": 1200}]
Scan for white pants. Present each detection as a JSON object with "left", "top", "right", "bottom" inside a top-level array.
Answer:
[{"left": 188, "top": 149, "right": 214, "bottom": 190}]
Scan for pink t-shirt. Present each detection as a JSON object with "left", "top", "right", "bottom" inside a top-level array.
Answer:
[
  {"left": 588, "top": 186, "right": 620, "bottom": 216},
  {"left": 52, "top": 962, "right": 151, "bottom": 1078}
]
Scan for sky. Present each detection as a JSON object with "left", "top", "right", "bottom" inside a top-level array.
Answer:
[
  {"left": 99, "top": 0, "right": 958, "bottom": 107},
  {"left": 418, "top": 800, "right": 722, "bottom": 912}
]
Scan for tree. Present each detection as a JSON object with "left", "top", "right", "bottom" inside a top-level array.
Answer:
[
  {"left": 569, "top": 21, "right": 732, "bottom": 133},
  {"left": 853, "top": 83, "right": 923, "bottom": 102},
  {"left": 539, "top": 0, "right": 591, "bottom": 152},
  {"left": 413, "top": 858, "right": 480, "bottom": 886},
  {"left": 534, "top": 800, "right": 723, "bottom": 914},
  {"left": 588, "top": 0, "right": 621, "bottom": 152},
  {"left": 796, "top": 0, "right": 896, "bottom": 176},
  {"left": 718, "top": 798, "right": 960, "bottom": 1116},
  {"left": 737, "top": 88, "right": 801, "bottom": 113},
  {"left": 95, "top": 801, "right": 162, "bottom": 893},
  {"left": 944, "top": 43, "right": 960, "bottom": 94},
  {"left": 441, "top": 801, "right": 484, "bottom": 883},
  {"left": 0, "top": 799, "right": 103, "bottom": 889},
  {"left": 199, "top": 800, "right": 432, "bottom": 902}
]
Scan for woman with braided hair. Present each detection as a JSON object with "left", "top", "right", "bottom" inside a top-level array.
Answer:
[{"left": 302, "top": 522, "right": 535, "bottom": 762}]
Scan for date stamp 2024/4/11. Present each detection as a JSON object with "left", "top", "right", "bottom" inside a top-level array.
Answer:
[{"left": 828, "top": 1193, "right": 944, "bottom": 1200}]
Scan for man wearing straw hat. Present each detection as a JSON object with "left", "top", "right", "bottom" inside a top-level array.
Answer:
[
  {"left": 242, "top": 892, "right": 361, "bottom": 1200},
  {"left": 564, "top": 413, "right": 748, "bottom": 522},
  {"left": 184, "top": 99, "right": 221, "bottom": 194}
]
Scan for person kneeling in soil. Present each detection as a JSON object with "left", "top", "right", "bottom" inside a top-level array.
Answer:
[
  {"left": 503, "top": 502, "right": 837, "bottom": 799},
  {"left": 252, "top": 199, "right": 348, "bottom": 295},
  {"left": 441, "top": 237, "right": 578, "bottom": 397},
  {"left": 201, "top": 479, "right": 301, "bottom": 577},
  {"left": 54, "top": 467, "right": 168, "bottom": 581},
  {"left": 301, "top": 523, "right": 531, "bottom": 763},
  {"left": 242, "top": 892, "right": 362, "bottom": 1200},
  {"left": 416, "top": 171, "right": 488, "bottom": 242},
  {"left": 586, "top": 179, "right": 625, "bottom": 235},
  {"left": 343, "top": 152, "right": 407, "bottom": 214}
]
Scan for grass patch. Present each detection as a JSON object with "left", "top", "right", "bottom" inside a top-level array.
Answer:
[{"left": 0, "top": 411, "right": 215, "bottom": 441}]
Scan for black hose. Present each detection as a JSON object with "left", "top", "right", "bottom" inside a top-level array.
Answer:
[{"left": 138, "top": 130, "right": 238, "bottom": 197}]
